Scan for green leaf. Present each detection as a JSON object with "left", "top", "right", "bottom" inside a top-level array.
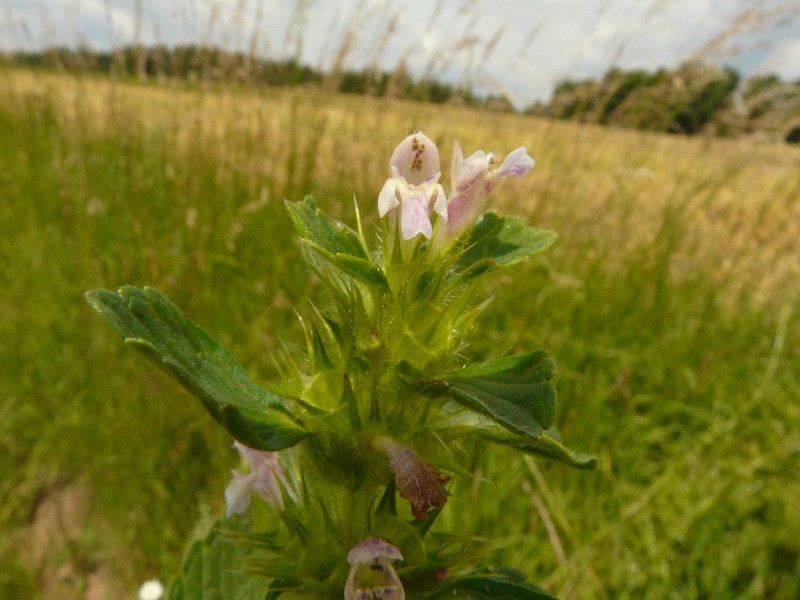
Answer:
[
  {"left": 286, "top": 197, "right": 388, "bottom": 289},
  {"left": 167, "top": 522, "right": 267, "bottom": 600},
  {"left": 85, "top": 286, "right": 309, "bottom": 451},
  {"left": 398, "top": 351, "right": 557, "bottom": 439},
  {"left": 480, "top": 428, "right": 597, "bottom": 470},
  {"left": 426, "top": 575, "right": 557, "bottom": 599},
  {"left": 451, "top": 212, "right": 556, "bottom": 281}
]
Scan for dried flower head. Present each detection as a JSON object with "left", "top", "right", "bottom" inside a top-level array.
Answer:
[{"left": 374, "top": 437, "right": 449, "bottom": 520}]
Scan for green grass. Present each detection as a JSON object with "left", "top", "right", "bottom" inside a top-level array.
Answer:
[{"left": 1, "top": 69, "right": 799, "bottom": 598}]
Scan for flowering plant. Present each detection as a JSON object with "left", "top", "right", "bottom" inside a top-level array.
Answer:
[{"left": 86, "top": 132, "right": 594, "bottom": 599}]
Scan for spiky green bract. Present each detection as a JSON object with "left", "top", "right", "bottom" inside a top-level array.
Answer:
[{"left": 286, "top": 197, "right": 388, "bottom": 290}]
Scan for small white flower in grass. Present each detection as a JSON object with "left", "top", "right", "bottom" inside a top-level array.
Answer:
[
  {"left": 344, "top": 538, "right": 405, "bottom": 600},
  {"left": 443, "top": 142, "right": 535, "bottom": 236},
  {"left": 225, "top": 441, "right": 287, "bottom": 516},
  {"left": 378, "top": 132, "right": 447, "bottom": 240},
  {"left": 138, "top": 579, "right": 164, "bottom": 600}
]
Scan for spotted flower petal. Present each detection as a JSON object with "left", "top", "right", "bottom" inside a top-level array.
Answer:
[
  {"left": 345, "top": 538, "right": 405, "bottom": 600},
  {"left": 389, "top": 132, "right": 440, "bottom": 185}
]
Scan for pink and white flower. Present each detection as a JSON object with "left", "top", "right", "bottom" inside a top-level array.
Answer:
[
  {"left": 378, "top": 132, "right": 447, "bottom": 240},
  {"left": 344, "top": 538, "right": 405, "bottom": 600},
  {"left": 224, "top": 441, "right": 288, "bottom": 516},
  {"left": 444, "top": 143, "right": 535, "bottom": 235}
]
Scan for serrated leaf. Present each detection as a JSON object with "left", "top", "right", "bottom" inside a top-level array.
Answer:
[
  {"left": 85, "top": 286, "right": 309, "bottom": 451},
  {"left": 451, "top": 212, "right": 556, "bottom": 281},
  {"left": 479, "top": 427, "right": 596, "bottom": 470},
  {"left": 167, "top": 523, "right": 267, "bottom": 600},
  {"left": 425, "top": 575, "right": 557, "bottom": 599},
  {"left": 286, "top": 197, "right": 388, "bottom": 289},
  {"left": 397, "top": 351, "right": 557, "bottom": 440}
]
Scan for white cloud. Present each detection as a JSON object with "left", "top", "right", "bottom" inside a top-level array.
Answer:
[{"left": 3, "top": 0, "right": 798, "bottom": 103}]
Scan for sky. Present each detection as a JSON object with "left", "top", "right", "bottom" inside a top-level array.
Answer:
[{"left": 3, "top": 0, "right": 799, "bottom": 106}]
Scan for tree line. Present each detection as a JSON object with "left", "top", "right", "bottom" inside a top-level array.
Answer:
[
  {"left": 527, "top": 62, "right": 800, "bottom": 142},
  {"left": 6, "top": 45, "right": 512, "bottom": 112},
  {"left": 6, "top": 46, "right": 799, "bottom": 142}
]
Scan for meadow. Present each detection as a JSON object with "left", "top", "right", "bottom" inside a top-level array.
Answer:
[{"left": 1, "top": 67, "right": 799, "bottom": 599}]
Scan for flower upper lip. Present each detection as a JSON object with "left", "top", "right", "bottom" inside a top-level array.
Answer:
[{"left": 347, "top": 538, "right": 404, "bottom": 565}]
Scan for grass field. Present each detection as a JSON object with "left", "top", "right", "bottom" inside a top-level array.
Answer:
[{"left": 1, "top": 67, "right": 799, "bottom": 599}]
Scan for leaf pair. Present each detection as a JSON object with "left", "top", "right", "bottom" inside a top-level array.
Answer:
[{"left": 287, "top": 198, "right": 557, "bottom": 292}]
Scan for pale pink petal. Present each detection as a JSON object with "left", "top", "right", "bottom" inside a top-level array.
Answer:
[
  {"left": 378, "top": 178, "right": 401, "bottom": 217},
  {"left": 455, "top": 150, "right": 489, "bottom": 193},
  {"left": 399, "top": 185, "right": 434, "bottom": 239},
  {"left": 444, "top": 191, "right": 475, "bottom": 234},
  {"left": 422, "top": 171, "right": 442, "bottom": 186},
  {"left": 224, "top": 470, "right": 254, "bottom": 517},
  {"left": 226, "top": 442, "right": 286, "bottom": 513},
  {"left": 388, "top": 132, "right": 440, "bottom": 185},
  {"left": 347, "top": 538, "right": 404, "bottom": 565},
  {"left": 492, "top": 147, "right": 534, "bottom": 179},
  {"left": 450, "top": 141, "right": 464, "bottom": 191},
  {"left": 432, "top": 183, "right": 448, "bottom": 220},
  {"left": 252, "top": 468, "right": 285, "bottom": 508}
]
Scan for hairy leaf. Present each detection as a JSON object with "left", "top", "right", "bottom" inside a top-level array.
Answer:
[
  {"left": 480, "top": 428, "right": 597, "bottom": 470},
  {"left": 451, "top": 212, "right": 556, "bottom": 281},
  {"left": 398, "top": 351, "right": 557, "bottom": 439},
  {"left": 85, "top": 286, "right": 309, "bottom": 451}
]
